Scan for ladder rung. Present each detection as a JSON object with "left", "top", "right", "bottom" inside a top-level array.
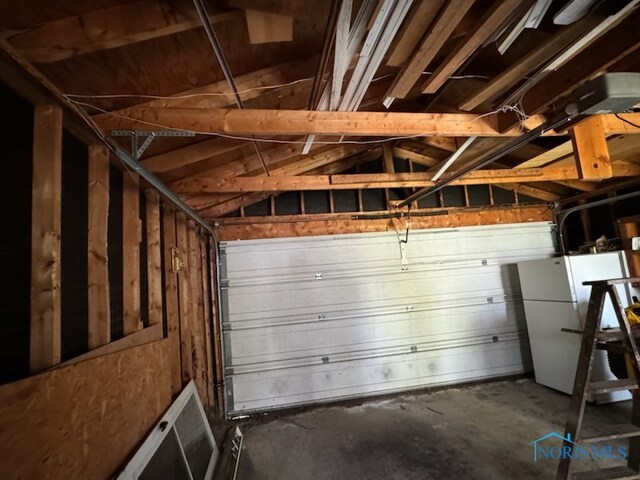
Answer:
[
  {"left": 588, "top": 379, "right": 639, "bottom": 394},
  {"left": 581, "top": 424, "right": 640, "bottom": 444},
  {"left": 570, "top": 466, "right": 640, "bottom": 480},
  {"left": 598, "top": 329, "right": 640, "bottom": 342}
]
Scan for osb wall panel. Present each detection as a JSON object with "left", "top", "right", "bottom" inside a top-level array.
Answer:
[
  {"left": 216, "top": 206, "right": 554, "bottom": 241},
  {"left": 0, "top": 339, "right": 174, "bottom": 480}
]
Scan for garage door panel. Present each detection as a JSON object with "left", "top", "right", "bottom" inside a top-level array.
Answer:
[
  {"left": 224, "top": 290, "right": 522, "bottom": 330},
  {"left": 226, "top": 302, "right": 525, "bottom": 366},
  {"left": 220, "top": 222, "right": 554, "bottom": 415},
  {"left": 225, "top": 225, "right": 555, "bottom": 282},
  {"left": 227, "top": 341, "right": 531, "bottom": 414},
  {"left": 226, "top": 266, "right": 521, "bottom": 319}
]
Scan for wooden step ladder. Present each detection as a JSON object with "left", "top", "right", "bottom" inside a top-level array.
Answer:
[{"left": 557, "top": 277, "right": 640, "bottom": 480}]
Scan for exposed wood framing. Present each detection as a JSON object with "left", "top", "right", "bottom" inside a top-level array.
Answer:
[
  {"left": 97, "top": 58, "right": 316, "bottom": 125},
  {"left": 175, "top": 144, "right": 371, "bottom": 200},
  {"left": 515, "top": 140, "right": 573, "bottom": 169},
  {"left": 188, "top": 224, "right": 208, "bottom": 405},
  {"left": 141, "top": 138, "right": 245, "bottom": 175},
  {"left": 397, "top": 139, "right": 564, "bottom": 201},
  {"left": 5, "top": 3, "right": 241, "bottom": 63},
  {"left": 177, "top": 164, "right": 639, "bottom": 193},
  {"left": 30, "top": 104, "right": 62, "bottom": 373},
  {"left": 386, "top": 0, "right": 446, "bottom": 67},
  {"left": 122, "top": 173, "right": 142, "bottom": 335},
  {"left": 176, "top": 213, "right": 193, "bottom": 384},
  {"left": 97, "top": 107, "right": 640, "bottom": 137},
  {"left": 384, "top": 0, "right": 474, "bottom": 100},
  {"left": 87, "top": 145, "right": 111, "bottom": 350},
  {"left": 145, "top": 190, "right": 163, "bottom": 326},
  {"left": 186, "top": 149, "right": 379, "bottom": 217},
  {"left": 382, "top": 142, "right": 395, "bottom": 173},
  {"left": 162, "top": 207, "right": 182, "bottom": 395},
  {"left": 215, "top": 205, "right": 554, "bottom": 240},
  {"left": 458, "top": 15, "right": 600, "bottom": 111},
  {"left": 422, "top": 0, "right": 527, "bottom": 94},
  {"left": 570, "top": 116, "right": 613, "bottom": 180},
  {"left": 499, "top": 9, "right": 640, "bottom": 131}
]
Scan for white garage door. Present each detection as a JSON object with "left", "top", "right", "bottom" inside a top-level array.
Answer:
[{"left": 219, "top": 222, "right": 556, "bottom": 415}]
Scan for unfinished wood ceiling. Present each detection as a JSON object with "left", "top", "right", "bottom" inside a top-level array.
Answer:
[{"left": 2, "top": 0, "right": 640, "bottom": 219}]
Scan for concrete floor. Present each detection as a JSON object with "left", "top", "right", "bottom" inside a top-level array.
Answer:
[{"left": 231, "top": 378, "right": 633, "bottom": 480}]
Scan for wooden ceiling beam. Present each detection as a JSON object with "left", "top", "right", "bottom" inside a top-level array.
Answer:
[
  {"left": 392, "top": 144, "right": 441, "bottom": 168},
  {"left": 570, "top": 115, "right": 613, "bottom": 180},
  {"left": 384, "top": 0, "right": 474, "bottom": 100},
  {"left": 95, "top": 107, "right": 640, "bottom": 137},
  {"left": 4, "top": 2, "right": 242, "bottom": 64},
  {"left": 497, "top": 183, "right": 560, "bottom": 202},
  {"left": 385, "top": 0, "right": 446, "bottom": 67},
  {"left": 172, "top": 144, "right": 372, "bottom": 195},
  {"left": 193, "top": 150, "right": 380, "bottom": 217},
  {"left": 422, "top": 0, "right": 528, "bottom": 95},
  {"left": 94, "top": 58, "right": 316, "bottom": 122},
  {"left": 401, "top": 136, "right": 613, "bottom": 197},
  {"left": 141, "top": 138, "right": 245, "bottom": 175},
  {"left": 172, "top": 164, "right": 640, "bottom": 193},
  {"left": 514, "top": 141, "right": 574, "bottom": 169}
]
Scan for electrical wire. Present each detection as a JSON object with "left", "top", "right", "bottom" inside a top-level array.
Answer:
[
  {"left": 62, "top": 72, "right": 491, "bottom": 101},
  {"left": 64, "top": 74, "right": 395, "bottom": 101},
  {"left": 615, "top": 113, "right": 640, "bottom": 129}
]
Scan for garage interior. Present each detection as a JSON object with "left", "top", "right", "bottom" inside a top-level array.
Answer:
[{"left": 2, "top": 0, "right": 640, "bottom": 479}]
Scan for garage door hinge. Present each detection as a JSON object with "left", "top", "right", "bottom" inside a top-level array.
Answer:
[{"left": 322, "top": 356, "right": 329, "bottom": 364}]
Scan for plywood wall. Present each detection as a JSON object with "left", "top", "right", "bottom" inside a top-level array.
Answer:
[{"left": 0, "top": 340, "right": 174, "bottom": 480}]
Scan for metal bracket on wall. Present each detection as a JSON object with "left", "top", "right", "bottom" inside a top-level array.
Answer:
[{"left": 111, "top": 130, "right": 196, "bottom": 161}]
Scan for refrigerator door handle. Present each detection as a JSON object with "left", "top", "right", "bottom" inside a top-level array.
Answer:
[{"left": 560, "top": 327, "right": 584, "bottom": 335}]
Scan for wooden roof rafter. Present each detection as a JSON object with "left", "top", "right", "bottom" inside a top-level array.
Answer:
[{"left": 4, "top": 2, "right": 242, "bottom": 63}]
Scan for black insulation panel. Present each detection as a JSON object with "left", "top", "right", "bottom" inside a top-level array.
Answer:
[
  {"left": 60, "top": 130, "right": 89, "bottom": 361},
  {"left": 0, "top": 82, "right": 33, "bottom": 383},
  {"left": 108, "top": 165, "right": 124, "bottom": 341}
]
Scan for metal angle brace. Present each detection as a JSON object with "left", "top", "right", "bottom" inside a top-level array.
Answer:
[{"left": 111, "top": 129, "right": 195, "bottom": 161}]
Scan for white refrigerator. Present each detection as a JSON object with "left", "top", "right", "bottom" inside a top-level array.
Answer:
[{"left": 517, "top": 251, "right": 638, "bottom": 404}]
